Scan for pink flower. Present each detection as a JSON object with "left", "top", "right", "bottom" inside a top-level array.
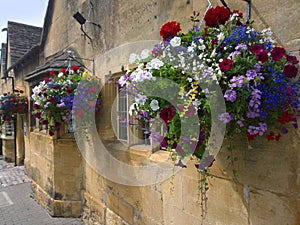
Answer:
[
  {"left": 286, "top": 55, "right": 299, "bottom": 64},
  {"left": 34, "top": 112, "right": 41, "bottom": 118},
  {"left": 184, "top": 106, "right": 196, "bottom": 117},
  {"left": 49, "top": 97, "right": 56, "bottom": 103},
  {"left": 271, "top": 47, "right": 285, "bottom": 61},
  {"left": 283, "top": 64, "right": 298, "bottom": 78},
  {"left": 250, "top": 44, "right": 264, "bottom": 53},
  {"left": 65, "top": 88, "right": 72, "bottom": 94},
  {"left": 256, "top": 50, "right": 268, "bottom": 63},
  {"left": 33, "top": 104, "right": 39, "bottom": 110},
  {"left": 160, "top": 105, "right": 175, "bottom": 123},
  {"left": 219, "top": 58, "right": 233, "bottom": 71}
]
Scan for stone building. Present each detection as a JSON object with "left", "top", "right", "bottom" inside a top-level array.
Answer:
[
  {"left": 2, "top": 0, "right": 300, "bottom": 224},
  {"left": 0, "top": 21, "right": 42, "bottom": 164}
]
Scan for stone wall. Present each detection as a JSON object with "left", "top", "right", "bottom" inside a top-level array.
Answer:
[
  {"left": 25, "top": 0, "right": 300, "bottom": 224},
  {"left": 25, "top": 130, "right": 83, "bottom": 217}
]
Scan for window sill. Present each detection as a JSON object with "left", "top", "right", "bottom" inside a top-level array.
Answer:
[
  {"left": 104, "top": 141, "right": 171, "bottom": 165},
  {"left": 127, "top": 144, "right": 152, "bottom": 157},
  {"left": 1, "top": 135, "right": 14, "bottom": 140}
]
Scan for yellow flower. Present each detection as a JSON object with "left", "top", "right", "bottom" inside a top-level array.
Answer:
[{"left": 82, "top": 71, "right": 93, "bottom": 79}]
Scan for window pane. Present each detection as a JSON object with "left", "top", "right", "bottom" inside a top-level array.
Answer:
[{"left": 118, "top": 87, "right": 127, "bottom": 141}]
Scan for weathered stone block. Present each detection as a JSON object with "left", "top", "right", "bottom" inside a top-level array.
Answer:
[
  {"left": 106, "top": 208, "right": 129, "bottom": 225},
  {"left": 105, "top": 193, "right": 134, "bottom": 224},
  {"left": 163, "top": 203, "right": 202, "bottom": 225},
  {"left": 204, "top": 177, "right": 249, "bottom": 225},
  {"left": 249, "top": 189, "right": 300, "bottom": 225}
]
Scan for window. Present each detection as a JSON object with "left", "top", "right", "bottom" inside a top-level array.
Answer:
[
  {"left": 100, "top": 73, "right": 152, "bottom": 150},
  {"left": 117, "top": 85, "right": 128, "bottom": 141}
]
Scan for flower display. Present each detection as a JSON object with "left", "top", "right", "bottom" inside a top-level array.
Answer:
[
  {"left": 0, "top": 89, "right": 28, "bottom": 121},
  {"left": 31, "top": 66, "right": 101, "bottom": 136},
  {"left": 119, "top": 6, "right": 300, "bottom": 168}
]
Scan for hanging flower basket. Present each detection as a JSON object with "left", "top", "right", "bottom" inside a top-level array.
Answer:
[
  {"left": 0, "top": 89, "right": 28, "bottom": 121},
  {"left": 119, "top": 6, "right": 300, "bottom": 169},
  {"left": 31, "top": 66, "right": 101, "bottom": 136}
]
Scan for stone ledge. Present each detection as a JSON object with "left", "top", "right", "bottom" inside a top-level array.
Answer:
[
  {"left": 127, "top": 144, "right": 152, "bottom": 157},
  {"left": 31, "top": 180, "right": 82, "bottom": 217}
]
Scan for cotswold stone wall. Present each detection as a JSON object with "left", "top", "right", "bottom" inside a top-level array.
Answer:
[
  {"left": 25, "top": 0, "right": 300, "bottom": 224},
  {"left": 25, "top": 130, "right": 83, "bottom": 217}
]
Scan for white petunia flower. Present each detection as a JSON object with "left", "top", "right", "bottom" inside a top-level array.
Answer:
[
  {"left": 129, "top": 53, "right": 140, "bottom": 64},
  {"left": 150, "top": 99, "right": 160, "bottom": 111},
  {"left": 132, "top": 69, "right": 153, "bottom": 82},
  {"left": 118, "top": 75, "right": 127, "bottom": 87},
  {"left": 170, "top": 36, "right": 181, "bottom": 47},
  {"left": 146, "top": 58, "right": 164, "bottom": 70},
  {"left": 198, "top": 45, "right": 206, "bottom": 51},
  {"left": 187, "top": 46, "right": 194, "bottom": 52},
  {"left": 135, "top": 94, "right": 147, "bottom": 106},
  {"left": 140, "top": 49, "right": 150, "bottom": 59}
]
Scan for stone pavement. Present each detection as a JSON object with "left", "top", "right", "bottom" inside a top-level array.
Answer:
[{"left": 0, "top": 156, "right": 84, "bottom": 225}]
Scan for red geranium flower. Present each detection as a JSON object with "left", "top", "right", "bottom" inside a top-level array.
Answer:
[
  {"left": 231, "top": 10, "right": 243, "bottom": 26},
  {"left": 231, "top": 10, "right": 243, "bottom": 18},
  {"left": 204, "top": 6, "right": 230, "bottom": 27},
  {"left": 44, "top": 77, "right": 50, "bottom": 83},
  {"left": 215, "top": 6, "right": 230, "bottom": 25},
  {"left": 266, "top": 131, "right": 275, "bottom": 140},
  {"left": 283, "top": 64, "right": 298, "bottom": 78},
  {"left": 60, "top": 68, "right": 67, "bottom": 75},
  {"left": 72, "top": 66, "right": 80, "bottom": 73},
  {"left": 49, "top": 71, "right": 54, "bottom": 76},
  {"left": 277, "top": 110, "right": 295, "bottom": 124},
  {"left": 219, "top": 58, "right": 233, "bottom": 71},
  {"left": 160, "top": 21, "right": 181, "bottom": 41},
  {"left": 271, "top": 47, "right": 285, "bottom": 61},
  {"left": 204, "top": 8, "right": 218, "bottom": 27},
  {"left": 247, "top": 133, "right": 257, "bottom": 141}
]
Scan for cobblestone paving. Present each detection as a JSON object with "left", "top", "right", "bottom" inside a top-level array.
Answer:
[
  {"left": 0, "top": 159, "right": 30, "bottom": 188},
  {"left": 0, "top": 157, "right": 84, "bottom": 225}
]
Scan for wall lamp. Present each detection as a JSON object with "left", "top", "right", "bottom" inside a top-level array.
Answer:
[
  {"left": 73, "top": 11, "right": 101, "bottom": 41},
  {"left": 73, "top": 12, "right": 101, "bottom": 28}
]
